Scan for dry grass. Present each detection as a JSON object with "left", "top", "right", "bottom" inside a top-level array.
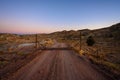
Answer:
[{"left": 59, "top": 39, "right": 120, "bottom": 78}]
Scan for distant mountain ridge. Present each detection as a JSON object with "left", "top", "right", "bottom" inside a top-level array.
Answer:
[
  {"left": 0, "top": 23, "right": 120, "bottom": 41},
  {"left": 50, "top": 23, "right": 120, "bottom": 41}
]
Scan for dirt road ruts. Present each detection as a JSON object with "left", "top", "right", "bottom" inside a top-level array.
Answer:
[{"left": 8, "top": 43, "right": 110, "bottom": 80}]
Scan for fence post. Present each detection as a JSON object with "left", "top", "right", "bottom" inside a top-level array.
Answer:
[
  {"left": 79, "top": 31, "right": 82, "bottom": 51},
  {"left": 35, "top": 34, "right": 38, "bottom": 49}
]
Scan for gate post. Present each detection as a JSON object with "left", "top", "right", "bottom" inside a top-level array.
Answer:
[
  {"left": 79, "top": 31, "right": 82, "bottom": 51},
  {"left": 35, "top": 34, "right": 38, "bottom": 49}
]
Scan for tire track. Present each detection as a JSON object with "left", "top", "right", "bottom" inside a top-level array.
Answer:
[{"left": 7, "top": 43, "right": 110, "bottom": 80}]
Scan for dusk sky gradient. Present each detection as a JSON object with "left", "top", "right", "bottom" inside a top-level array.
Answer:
[{"left": 0, "top": 0, "right": 120, "bottom": 34}]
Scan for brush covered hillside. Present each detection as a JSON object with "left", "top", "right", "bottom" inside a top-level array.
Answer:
[
  {"left": 49, "top": 23, "right": 120, "bottom": 79},
  {"left": 0, "top": 23, "right": 120, "bottom": 80}
]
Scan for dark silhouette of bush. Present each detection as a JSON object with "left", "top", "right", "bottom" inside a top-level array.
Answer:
[{"left": 86, "top": 36, "right": 95, "bottom": 46}]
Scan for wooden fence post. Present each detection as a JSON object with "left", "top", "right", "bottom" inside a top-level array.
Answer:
[
  {"left": 35, "top": 34, "right": 38, "bottom": 48},
  {"left": 79, "top": 31, "right": 82, "bottom": 51}
]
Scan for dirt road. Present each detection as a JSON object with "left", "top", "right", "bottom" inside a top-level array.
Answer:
[{"left": 9, "top": 43, "right": 110, "bottom": 80}]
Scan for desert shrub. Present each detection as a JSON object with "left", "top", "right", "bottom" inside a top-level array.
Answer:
[{"left": 86, "top": 36, "right": 95, "bottom": 46}]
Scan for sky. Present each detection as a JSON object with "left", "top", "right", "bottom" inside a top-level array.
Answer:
[{"left": 0, "top": 0, "right": 120, "bottom": 34}]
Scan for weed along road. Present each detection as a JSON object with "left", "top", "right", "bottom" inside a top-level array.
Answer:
[{"left": 9, "top": 43, "right": 110, "bottom": 80}]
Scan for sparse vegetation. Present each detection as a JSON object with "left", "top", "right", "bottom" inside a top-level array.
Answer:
[
  {"left": 0, "top": 23, "right": 120, "bottom": 80},
  {"left": 51, "top": 23, "right": 120, "bottom": 79},
  {"left": 0, "top": 33, "right": 54, "bottom": 79}
]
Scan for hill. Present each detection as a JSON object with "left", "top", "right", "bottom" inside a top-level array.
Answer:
[
  {"left": 0, "top": 23, "right": 120, "bottom": 79},
  {"left": 49, "top": 23, "right": 120, "bottom": 79}
]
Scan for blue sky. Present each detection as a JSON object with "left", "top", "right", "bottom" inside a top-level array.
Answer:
[{"left": 0, "top": 0, "right": 120, "bottom": 34}]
